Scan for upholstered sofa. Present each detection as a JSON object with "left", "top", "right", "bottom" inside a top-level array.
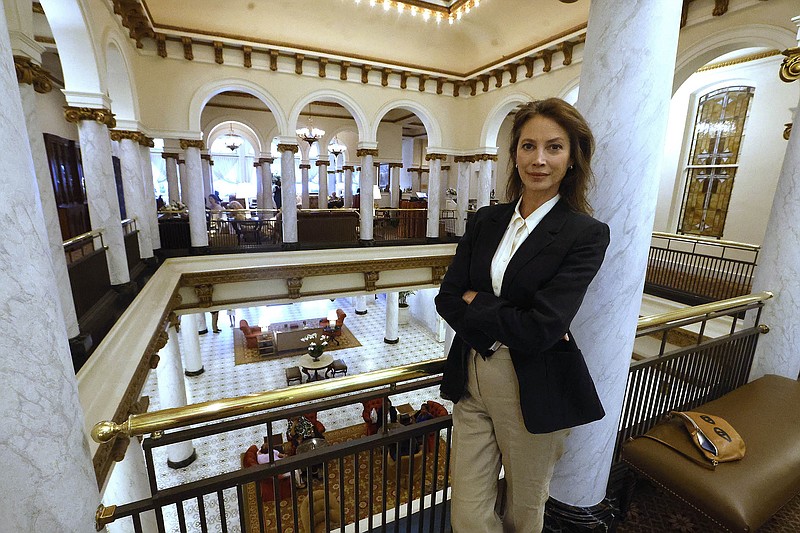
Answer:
[
  {"left": 239, "top": 319, "right": 262, "bottom": 349},
  {"left": 242, "top": 445, "right": 292, "bottom": 502}
]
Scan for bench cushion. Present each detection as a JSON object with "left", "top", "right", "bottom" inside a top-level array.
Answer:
[{"left": 623, "top": 374, "right": 800, "bottom": 532}]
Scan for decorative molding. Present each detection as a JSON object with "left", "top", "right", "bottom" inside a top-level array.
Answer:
[
  {"left": 181, "top": 36, "right": 193, "bottom": 60},
  {"left": 156, "top": 34, "right": 167, "bottom": 58},
  {"left": 109, "top": 129, "right": 146, "bottom": 144},
  {"left": 698, "top": 49, "right": 780, "bottom": 72},
  {"left": 269, "top": 50, "right": 279, "bottom": 71},
  {"left": 361, "top": 64, "right": 372, "bottom": 84},
  {"left": 315, "top": 160, "right": 329, "bottom": 167},
  {"left": 381, "top": 68, "right": 391, "bottom": 87},
  {"left": 168, "top": 311, "right": 180, "bottom": 331},
  {"left": 432, "top": 265, "right": 447, "bottom": 284},
  {"left": 425, "top": 153, "right": 448, "bottom": 161},
  {"left": 364, "top": 271, "right": 380, "bottom": 292},
  {"left": 161, "top": 152, "right": 179, "bottom": 160},
  {"left": 340, "top": 61, "right": 350, "bottom": 81},
  {"left": 400, "top": 72, "right": 408, "bottom": 90},
  {"left": 295, "top": 53, "right": 304, "bottom": 75},
  {"left": 180, "top": 139, "right": 205, "bottom": 150},
  {"left": 559, "top": 41, "right": 575, "bottom": 66},
  {"left": 419, "top": 74, "right": 429, "bottom": 92},
  {"left": 194, "top": 284, "right": 213, "bottom": 307},
  {"left": 436, "top": 77, "right": 445, "bottom": 94},
  {"left": 299, "top": 164, "right": 311, "bottom": 169},
  {"left": 111, "top": 0, "right": 153, "bottom": 48},
  {"left": 277, "top": 144, "right": 299, "bottom": 154},
  {"left": 387, "top": 162, "right": 404, "bottom": 169},
  {"left": 242, "top": 46, "right": 252, "bottom": 68},
  {"left": 779, "top": 47, "right": 800, "bottom": 83},
  {"left": 14, "top": 56, "right": 52, "bottom": 93},
  {"left": 318, "top": 57, "right": 327, "bottom": 77},
  {"left": 475, "top": 153, "right": 498, "bottom": 161},
  {"left": 342, "top": 165, "right": 355, "bottom": 171},
  {"left": 259, "top": 157, "right": 275, "bottom": 164},
  {"left": 213, "top": 41, "right": 223, "bottom": 64},
  {"left": 64, "top": 106, "right": 116, "bottom": 128},
  {"left": 356, "top": 148, "right": 379, "bottom": 158},
  {"left": 287, "top": 277, "right": 303, "bottom": 298},
  {"left": 785, "top": 123, "right": 793, "bottom": 140}
]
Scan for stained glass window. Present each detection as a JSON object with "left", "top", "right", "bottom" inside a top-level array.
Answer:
[{"left": 677, "top": 86, "right": 754, "bottom": 238}]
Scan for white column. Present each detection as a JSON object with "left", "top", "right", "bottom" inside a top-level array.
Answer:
[
  {"left": 70, "top": 111, "right": 131, "bottom": 285},
  {"left": 279, "top": 143, "right": 299, "bottom": 247},
  {"left": 157, "top": 325, "right": 196, "bottom": 467},
  {"left": 477, "top": 156, "right": 493, "bottom": 208},
  {"left": 751, "top": 23, "right": 800, "bottom": 380},
  {"left": 358, "top": 148, "right": 376, "bottom": 242},
  {"left": 317, "top": 160, "right": 329, "bottom": 207},
  {"left": 178, "top": 159, "right": 187, "bottom": 204},
  {"left": 440, "top": 165, "right": 450, "bottom": 207},
  {"left": 343, "top": 166, "right": 354, "bottom": 207},
  {"left": 355, "top": 295, "right": 368, "bottom": 315},
  {"left": 426, "top": 155, "right": 443, "bottom": 239},
  {"left": 181, "top": 141, "right": 209, "bottom": 248},
  {"left": 456, "top": 159, "right": 470, "bottom": 236},
  {"left": 180, "top": 314, "right": 204, "bottom": 376},
  {"left": 260, "top": 159, "right": 275, "bottom": 210},
  {"left": 103, "top": 437, "right": 158, "bottom": 533},
  {"left": 385, "top": 292, "right": 399, "bottom": 344},
  {"left": 201, "top": 153, "right": 212, "bottom": 199},
  {"left": 163, "top": 153, "right": 179, "bottom": 204},
  {"left": 140, "top": 143, "right": 161, "bottom": 250},
  {"left": 197, "top": 311, "right": 209, "bottom": 335},
  {"left": 390, "top": 164, "right": 401, "bottom": 208},
  {"left": 116, "top": 135, "right": 154, "bottom": 259},
  {"left": 16, "top": 59, "right": 80, "bottom": 339},
  {"left": 254, "top": 161, "right": 263, "bottom": 209},
  {"left": 411, "top": 169, "right": 421, "bottom": 194},
  {"left": 0, "top": 12, "right": 99, "bottom": 529},
  {"left": 550, "top": 0, "right": 683, "bottom": 508},
  {"left": 300, "top": 163, "right": 310, "bottom": 208}
]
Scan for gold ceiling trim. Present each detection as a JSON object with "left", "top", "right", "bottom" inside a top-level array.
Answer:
[{"left": 697, "top": 49, "right": 781, "bottom": 72}]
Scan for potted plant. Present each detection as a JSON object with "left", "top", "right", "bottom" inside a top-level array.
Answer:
[
  {"left": 301, "top": 333, "right": 328, "bottom": 361},
  {"left": 398, "top": 290, "right": 415, "bottom": 325}
]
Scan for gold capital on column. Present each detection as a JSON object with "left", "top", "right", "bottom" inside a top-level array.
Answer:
[
  {"left": 425, "top": 153, "right": 447, "bottom": 161},
  {"left": 779, "top": 47, "right": 800, "bottom": 83},
  {"left": 299, "top": 164, "right": 311, "bottom": 169},
  {"left": 64, "top": 106, "right": 117, "bottom": 128},
  {"left": 785, "top": 123, "right": 793, "bottom": 141},
  {"left": 180, "top": 139, "right": 205, "bottom": 150},
  {"left": 14, "top": 56, "right": 52, "bottom": 94},
  {"left": 356, "top": 148, "right": 379, "bottom": 158},
  {"left": 277, "top": 144, "right": 299, "bottom": 154},
  {"left": 259, "top": 157, "right": 275, "bottom": 164},
  {"left": 109, "top": 130, "right": 142, "bottom": 143},
  {"left": 315, "top": 160, "right": 328, "bottom": 167}
]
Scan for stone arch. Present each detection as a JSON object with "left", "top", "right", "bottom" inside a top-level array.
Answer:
[
  {"left": 674, "top": 23, "right": 795, "bottom": 93},
  {"left": 288, "top": 89, "right": 369, "bottom": 142},
  {"left": 103, "top": 35, "right": 139, "bottom": 122},
  {"left": 480, "top": 92, "right": 534, "bottom": 148},
  {"left": 189, "top": 79, "right": 287, "bottom": 135},
  {"left": 39, "top": 0, "right": 105, "bottom": 98},
  {"left": 372, "top": 99, "right": 442, "bottom": 148},
  {"left": 204, "top": 116, "right": 265, "bottom": 154}
]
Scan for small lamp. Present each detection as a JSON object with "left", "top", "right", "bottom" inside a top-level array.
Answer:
[{"left": 327, "top": 310, "right": 338, "bottom": 322}]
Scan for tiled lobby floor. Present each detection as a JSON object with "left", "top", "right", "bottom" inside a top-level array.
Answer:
[{"left": 134, "top": 294, "right": 449, "bottom": 532}]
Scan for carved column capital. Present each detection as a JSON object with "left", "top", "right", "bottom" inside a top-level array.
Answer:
[
  {"left": 64, "top": 106, "right": 116, "bottom": 128},
  {"left": 194, "top": 284, "right": 213, "bottom": 307},
  {"left": 180, "top": 139, "right": 205, "bottom": 150},
  {"left": 356, "top": 148, "right": 379, "bottom": 158},
  {"left": 259, "top": 157, "right": 275, "bottom": 164},
  {"left": 779, "top": 47, "right": 800, "bottom": 83},
  {"left": 315, "top": 160, "right": 329, "bottom": 167},
  {"left": 364, "top": 271, "right": 380, "bottom": 292},
  {"left": 425, "top": 153, "right": 448, "bottom": 161},
  {"left": 14, "top": 56, "right": 52, "bottom": 93},
  {"left": 109, "top": 130, "right": 144, "bottom": 143},
  {"left": 277, "top": 144, "right": 299, "bottom": 154},
  {"left": 161, "top": 152, "right": 179, "bottom": 160},
  {"left": 785, "top": 123, "right": 793, "bottom": 140},
  {"left": 299, "top": 164, "right": 311, "bottom": 170},
  {"left": 287, "top": 277, "right": 303, "bottom": 298}
]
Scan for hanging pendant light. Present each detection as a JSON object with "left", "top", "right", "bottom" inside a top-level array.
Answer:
[
  {"left": 296, "top": 103, "right": 325, "bottom": 146},
  {"left": 221, "top": 123, "right": 243, "bottom": 151}
]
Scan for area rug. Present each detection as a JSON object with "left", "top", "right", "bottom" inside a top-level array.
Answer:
[
  {"left": 241, "top": 424, "right": 450, "bottom": 533},
  {"left": 233, "top": 323, "right": 361, "bottom": 366}
]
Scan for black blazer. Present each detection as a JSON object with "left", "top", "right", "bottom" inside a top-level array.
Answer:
[{"left": 435, "top": 199, "right": 610, "bottom": 434}]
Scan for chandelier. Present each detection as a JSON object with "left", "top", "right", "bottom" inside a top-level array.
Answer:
[
  {"left": 329, "top": 136, "right": 346, "bottom": 157},
  {"left": 296, "top": 103, "right": 325, "bottom": 145},
  {"left": 221, "top": 123, "right": 243, "bottom": 151}
]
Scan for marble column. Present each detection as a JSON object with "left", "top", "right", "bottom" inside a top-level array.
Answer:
[
  {"left": 66, "top": 107, "right": 131, "bottom": 286},
  {"left": 299, "top": 163, "right": 311, "bottom": 208},
  {"left": 140, "top": 143, "right": 161, "bottom": 250},
  {"left": 201, "top": 153, "right": 212, "bottom": 199},
  {"left": 197, "top": 311, "right": 209, "bottom": 335},
  {"left": 163, "top": 153, "right": 179, "bottom": 204},
  {"left": 750, "top": 31, "right": 800, "bottom": 380},
  {"left": 0, "top": 12, "right": 99, "bottom": 530},
  {"left": 157, "top": 323, "right": 197, "bottom": 467},
  {"left": 178, "top": 159, "right": 187, "bottom": 204},
  {"left": 426, "top": 154, "right": 444, "bottom": 239},
  {"left": 316, "top": 160, "right": 329, "bottom": 207},
  {"left": 411, "top": 168, "right": 421, "bottom": 194},
  {"left": 440, "top": 165, "right": 450, "bottom": 206},
  {"left": 455, "top": 157, "right": 471, "bottom": 236},
  {"left": 254, "top": 161, "right": 264, "bottom": 209},
  {"left": 260, "top": 159, "right": 276, "bottom": 211},
  {"left": 343, "top": 165, "right": 354, "bottom": 207},
  {"left": 181, "top": 140, "right": 209, "bottom": 249},
  {"left": 15, "top": 56, "right": 81, "bottom": 339},
  {"left": 278, "top": 143, "right": 299, "bottom": 249},
  {"left": 390, "top": 163, "right": 401, "bottom": 208},
  {"left": 104, "top": 437, "right": 157, "bottom": 533},
  {"left": 477, "top": 156, "right": 494, "bottom": 208},
  {"left": 113, "top": 132, "right": 154, "bottom": 259},
  {"left": 549, "top": 0, "right": 683, "bottom": 516},
  {"left": 384, "top": 292, "right": 399, "bottom": 344},
  {"left": 355, "top": 295, "right": 368, "bottom": 315},
  {"left": 357, "top": 148, "right": 377, "bottom": 243},
  {"left": 180, "top": 314, "right": 204, "bottom": 376}
]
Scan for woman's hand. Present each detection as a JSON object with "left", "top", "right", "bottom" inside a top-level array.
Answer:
[{"left": 461, "top": 290, "right": 478, "bottom": 304}]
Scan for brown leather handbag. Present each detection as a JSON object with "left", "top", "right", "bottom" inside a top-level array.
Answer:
[{"left": 638, "top": 411, "right": 746, "bottom": 469}]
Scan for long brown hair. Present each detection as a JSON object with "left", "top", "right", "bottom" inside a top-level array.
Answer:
[{"left": 505, "top": 98, "right": 595, "bottom": 215}]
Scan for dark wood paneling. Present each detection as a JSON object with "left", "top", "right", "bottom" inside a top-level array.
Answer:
[{"left": 43, "top": 133, "right": 90, "bottom": 240}]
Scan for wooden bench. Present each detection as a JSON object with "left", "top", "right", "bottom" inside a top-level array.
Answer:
[{"left": 622, "top": 374, "right": 800, "bottom": 532}]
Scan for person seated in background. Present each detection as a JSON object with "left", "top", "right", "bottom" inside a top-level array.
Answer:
[
  {"left": 207, "top": 194, "right": 223, "bottom": 212},
  {"left": 156, "top": 195, "right": 166, "bottom": 210},
  {"left": 414, "top": 403, "right": 433, "bottom": 423},
  {"left": 286, "top": 415, "right": 325, "bottom": 485},
  {"left": 389, "top": 412, "right": 421, "bottom": 460},
  {"left": 256, "top": 439, "right": 292, "bottom": 480}
]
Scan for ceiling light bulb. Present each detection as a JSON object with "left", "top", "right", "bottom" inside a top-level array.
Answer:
[
  {"left": 397, "top": 2, "right": 403, "bottom": 12},
  {"left": 456, "top": 11, "right": 462, "bottom": 20},
  {"left": 369, "top": 0, "right": 376, "bottom": 6},
  {"left": 383, "top": 0, "right": 390, "bottom": 11},
  {"left": 422, "top": 10, "right": 430, "bottom": 21},
  {"left": 449, "top": 15, "right": 454, "bottom": 24},
  {"left": 411, "top": 6, "right": 417, "bottom": 16},
  {"left": 475, "top": 0, "right": 480, "bottom": 6}
]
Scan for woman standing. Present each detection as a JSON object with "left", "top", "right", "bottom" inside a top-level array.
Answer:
[{"left": 435, "top": 99, "right": 610, "bottom": 532}]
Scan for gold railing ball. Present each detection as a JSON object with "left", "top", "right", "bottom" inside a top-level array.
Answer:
[
  {"left": 758, "top": 324, "right": 770, "bottom": 334},
  {"left": 91, "top": 420, "right": 121, "bottom": 443}
]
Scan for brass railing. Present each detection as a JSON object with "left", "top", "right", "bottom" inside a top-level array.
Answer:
[
  {"left": 646, "top": 231, "right": 760, "bottom": 305},
  {"left": 121, "top": 218, "right": 137, "bottom": 236},
  {"left": 63, "top": 229, "right": 105, "bottom": 265}
]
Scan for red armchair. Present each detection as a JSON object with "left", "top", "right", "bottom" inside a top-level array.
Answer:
[
  {"left": 321, "top": 309, "right": 347, "bottom": 344},
  {"left": 362, "top": 398, "right": 385, "bottom": 436},
  {"left": 242, "top": 445, "right": 292, "bottom": 501},
  {"left": 424, "top": 400, "right": 449, "bottom": 452},
  {"left": 239, "top": 319, "right": 262, "bottom": 349}
]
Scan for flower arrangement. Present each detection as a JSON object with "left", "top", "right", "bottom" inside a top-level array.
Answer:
[
  {"left": 301, "top": 333, "right": 328, "bottom": 360},
  {"left": 159, "top": 200, "right": 187, "bottom": 212}
]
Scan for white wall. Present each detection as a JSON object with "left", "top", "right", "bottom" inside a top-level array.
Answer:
[
  {"left": 36, "top": 88, "right": 78, "bottom": 140},
  {"left": 654, "top": 55, "right": 798, "bottom": 245}
]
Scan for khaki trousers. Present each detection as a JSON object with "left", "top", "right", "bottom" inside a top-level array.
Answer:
[{"left": 450, "top": 348, "right": 569, "bottom": 533}]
